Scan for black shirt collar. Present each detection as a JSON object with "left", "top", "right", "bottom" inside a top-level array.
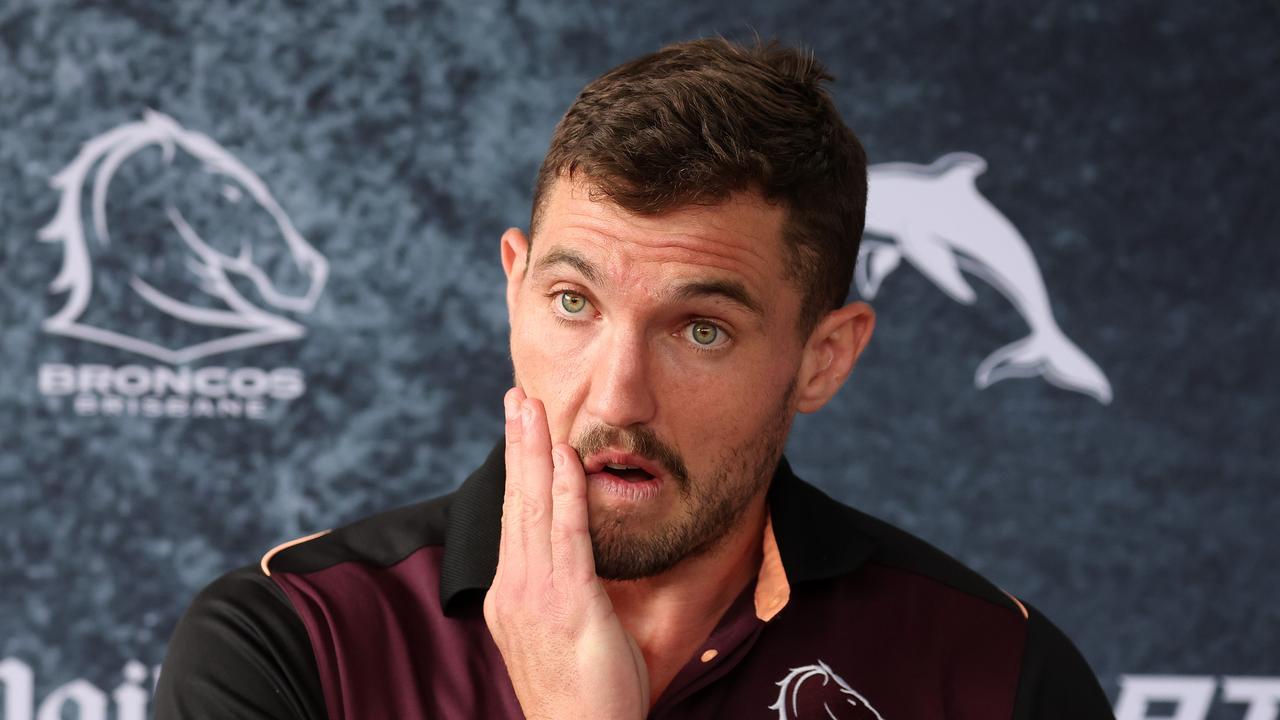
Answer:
[{"left": 439, "top": 442, "right": 878, "bottom": 614}]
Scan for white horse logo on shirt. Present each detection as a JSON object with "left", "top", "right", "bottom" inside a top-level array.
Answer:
[{"left": 770, "top": 661, "right": 886, "bottom": 720}]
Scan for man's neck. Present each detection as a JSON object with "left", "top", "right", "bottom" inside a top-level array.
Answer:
[{"left": 602, "top": 496, "right": 769, "bottom": 702}]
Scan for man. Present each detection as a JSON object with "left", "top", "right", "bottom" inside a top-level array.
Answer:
[{"left": 155, "top": 38, "right": 1114, "bottom": 719}]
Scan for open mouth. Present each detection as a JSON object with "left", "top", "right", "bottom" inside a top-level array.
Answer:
[
  {"left": 602, "top": 462, "right": 656, "bottom": 483},
  {"left": 584, "top": 452, "right": 667, "bottom": 502}
]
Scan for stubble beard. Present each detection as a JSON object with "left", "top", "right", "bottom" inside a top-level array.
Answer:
[{"left": 576, "top": 383, "right": 795, "bottom": 581}]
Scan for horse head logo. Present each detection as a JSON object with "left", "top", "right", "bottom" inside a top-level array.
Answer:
[
  {"left": 769, "top": 661, "right": 885, "bottom": 720},
  {"left": 39, "top": 110, "right": 328, "bottom": 364},
  {"left": 860, "top": 152, "right": 1112, "bottom": 404}
]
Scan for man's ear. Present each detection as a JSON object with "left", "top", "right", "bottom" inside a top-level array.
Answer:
[
  {"left": 501, "top": 227, "right": 530, "bottom": 318},
  {"left": 794, "top": 301, "right": 876, "bottom": 413}
]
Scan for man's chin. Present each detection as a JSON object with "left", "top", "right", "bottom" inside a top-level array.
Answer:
[{"left": 588, "top": 516, "right": 687, "bottom": 581}]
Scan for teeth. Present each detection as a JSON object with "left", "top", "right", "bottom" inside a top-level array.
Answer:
[{"left": 605, "top": 463, "right": 640, "bottom": 471}]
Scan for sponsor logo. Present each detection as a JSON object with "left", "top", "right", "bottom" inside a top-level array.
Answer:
[
  {"left": 35, "top": 111, "right": 326, "bottom": 418},
  {"left": 769, "top": 661, "right": 885, "bottom": 720},
  {"left": 1115, "top": 675, "right": 1280, "bottom": 720},
  {"left": 861, "top": 152, "right": 1112, "bottom": 404},
  {"left": 0, "top": 658, "right": 157, "bottom": 720}
]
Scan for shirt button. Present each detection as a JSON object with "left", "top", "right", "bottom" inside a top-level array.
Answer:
[{"left": 700, "top": 649, "right": 718, "bottom": 663}]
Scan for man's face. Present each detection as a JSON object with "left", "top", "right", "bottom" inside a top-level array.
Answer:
[{"left": 504, "top": 178, "right": 808, "bottom": 580}]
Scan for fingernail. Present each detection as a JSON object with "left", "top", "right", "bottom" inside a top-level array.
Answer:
[
  {"left": 520, "top": 402, "right": 533, "bottom": 429},
  {"left": 503, "top": 393, "right": 516, "bottom": 421},
  {"left": 551, "top": 449, "right": 564, "bottom": 468}
]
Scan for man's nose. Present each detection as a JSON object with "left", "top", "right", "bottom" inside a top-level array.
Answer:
[{"left": 583, "top": 327, "right": 657, "bottom": 428}]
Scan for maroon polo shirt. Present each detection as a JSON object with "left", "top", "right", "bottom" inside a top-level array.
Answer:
[{"left": 154, "top": 443, "right": 1114, "bottom": 719}]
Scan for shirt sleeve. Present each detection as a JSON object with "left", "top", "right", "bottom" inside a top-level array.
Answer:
[
  {"left": 152, "top": 564, "right": 327, "bottom": 720},
  {"left": 1010, "top": 600, "right": 1115, "bottom": 720}
]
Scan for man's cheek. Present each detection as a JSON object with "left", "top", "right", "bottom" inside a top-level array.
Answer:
[
  {"left": 515, "top": 339, "right": 589, "bottom": 441},
  {"left": 687, "top": 403, "right": 755, "bottom": 448},
  {"left": 510, "top": 317, "right": 559, "bottom": 385},
  {"left": 524, "top": 339, "right": 584, "bottom": 393}
]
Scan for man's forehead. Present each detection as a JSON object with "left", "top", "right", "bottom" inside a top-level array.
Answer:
[
  {"left": 531, "top": 179, "right": 788, "bottom": 293},
  {"left": 532, "top": 245, "right": 767, "bottom": 318}
]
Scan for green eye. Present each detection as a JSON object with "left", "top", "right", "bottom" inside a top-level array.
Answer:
[
  {"left": 560, "top": 292, "right": 587, "bottom": 314},
  {"left": 690, "top": 322, "right": 719, "bottom": 346}
]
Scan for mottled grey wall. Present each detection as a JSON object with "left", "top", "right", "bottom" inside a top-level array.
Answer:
[{"left": 1, "top": 0, "right": 1277, "bottom": 716}]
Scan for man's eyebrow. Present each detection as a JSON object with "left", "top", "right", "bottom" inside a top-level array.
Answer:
[
  {"left": 670, "top": 279, "right": 765, "bottom": 317},
  {"left": 532, "top": 247, "right": 603, "bottom": 284},
  {"left": 532, "top": 247, "right": 763, "bottom": 316}
]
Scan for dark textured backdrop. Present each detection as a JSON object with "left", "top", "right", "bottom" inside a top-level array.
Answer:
[{"left": 1, "top": 0, "right": 1277, "bottom": 717}]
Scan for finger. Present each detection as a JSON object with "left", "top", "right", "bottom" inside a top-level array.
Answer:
[
  {"left": 516, "top": 397, "right": 554, "bottom": 575},
  {"left": 498, "top": 386, "right": 527, "bottom": 581},
  {"left": 549, "top": 443, "right": 596, "bottom": 582}
]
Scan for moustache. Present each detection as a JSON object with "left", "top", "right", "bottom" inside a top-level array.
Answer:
[{"left": 572, "top": 423, "right": 691, "bottom": 494}]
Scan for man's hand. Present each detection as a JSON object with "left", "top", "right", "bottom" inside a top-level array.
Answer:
[{"left": 484, "top": 387, "right": 650, "bottom": 720}]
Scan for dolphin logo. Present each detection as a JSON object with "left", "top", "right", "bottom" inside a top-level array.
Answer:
[
  {"left": 39, "top": 110, "right": 328, "bottom": 364},
  {"left": 769, "top": 661, "right": 885, "bottom": 720},
  {"left": 859, "top": 152, "right": 1112, "bottom": 404}
]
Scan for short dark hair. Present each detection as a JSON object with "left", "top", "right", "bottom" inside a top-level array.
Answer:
[{"left": 531, "top": 37, "right": 868, "bottom": 332}]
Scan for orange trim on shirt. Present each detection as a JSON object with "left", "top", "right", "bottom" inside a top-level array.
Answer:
[
  {"left": 260, "top": 530, "right": 331, "bottom": 577},
  {"left": 1002, "top": 589, "right": 1030, "bottom": 620},
  {"left": 754, "top": 514, "right": 791, "bottom": 622}
]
